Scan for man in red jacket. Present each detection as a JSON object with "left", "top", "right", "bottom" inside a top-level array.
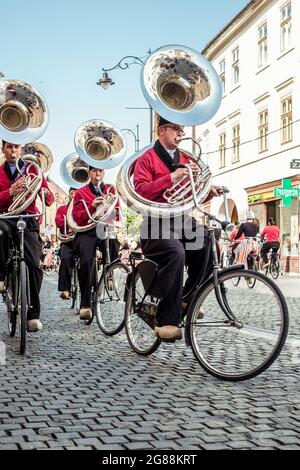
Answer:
[
  {"left": 0, "top": 140, "right": 54, "bottom": 332},
  {"left": 134, "top": 117, "right": 221, "bottom": 341},
  {"left": 55, "top": 187, "right": 76, "bottom": 300},
  {"left": 72, "top": 166, "right": 119, "bottom": 320}
]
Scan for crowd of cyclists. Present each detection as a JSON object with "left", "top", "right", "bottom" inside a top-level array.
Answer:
[{"left": 221, "top": 211, "right": 282, "bottom": 277}]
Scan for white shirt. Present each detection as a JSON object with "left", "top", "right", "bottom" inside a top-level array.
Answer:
[{"left": 166, "top": 149, "right": 176, "bottom": 159}]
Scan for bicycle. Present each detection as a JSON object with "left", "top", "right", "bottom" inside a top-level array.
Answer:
[
  {"left": 260, "top": 248, "right": 282, "bottom": 280},
  {"left": 124, "top": 194, "right": 289, "bottom": 381},
  {"left": 230, "top": 238, "right": 261, "bottom": 289},
  {"left": 0, "top": 195, "right": 46, "bottom": 355}
]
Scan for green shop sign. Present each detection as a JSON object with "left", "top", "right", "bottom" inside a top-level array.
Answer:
[{"left": 274, "top": 179, "right": 300, "bottom": 207}]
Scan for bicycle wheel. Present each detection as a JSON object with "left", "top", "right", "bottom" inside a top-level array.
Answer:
[
  {"left": 96, "top": 262, "right": 129, "bottom": 336},
  {"left": 187, "top": 269, "right": 289, "bottom": 381},
  {"left": 19, "top": 261, "right": 27, "bottom": 355},
  {"left": 271, "top": 259, "right": 280, "bottom": 280},
  {"left": 5, "top": 271, "right": 17, "bottom": 337},
  {"left": 70, "top": 265, "right": 79, "bottom": 311},
  {"left": 125, "top": 269, "right": 161, "bottom": 355}
]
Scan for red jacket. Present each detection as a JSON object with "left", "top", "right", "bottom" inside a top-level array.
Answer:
[
  {"left": 260, "top": 225, "right": 280, "bottom": 243},
  {"left": 55, "top": 204, "right": 69, "bottom": 234},
  {"left": 72, "top": 183, "right": 120, "bottom": 227},
  {"left": 134, "top": 147, "right": 192, "bottom": 203},
  {"left": 0, "top": 163, "right": 54, "bottom": 216},
  {"left": 230, "top": 228, "right": 245, "bottom": 243}
]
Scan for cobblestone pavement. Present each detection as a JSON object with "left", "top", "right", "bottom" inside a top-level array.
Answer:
[{"left": 0, "top": 273, "right": 300, "bottom": 450}]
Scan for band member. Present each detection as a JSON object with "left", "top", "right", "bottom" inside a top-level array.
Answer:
[
  {"left": 72, "top": 166, "right": 119, "bottom": 320},
  {"left": 134, "top": 117, "right": 221, "bottom": 341},
  {"left": 0, "top": 140, "right": 54, "bottom": 332},
  {"left": 234, "top": 210, "right": 259, "bottom": 240},
  {"left": 55, "top": 187, "right": 76, "bottom": 299}
]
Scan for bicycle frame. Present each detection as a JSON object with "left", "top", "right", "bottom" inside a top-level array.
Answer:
[{"left": 0, "top": 190, "right": 46, "bottom": 353}]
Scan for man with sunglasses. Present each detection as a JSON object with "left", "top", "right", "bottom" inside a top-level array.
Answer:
[{"left": 134, "top": 117, "right": 221, "bottom": 341}]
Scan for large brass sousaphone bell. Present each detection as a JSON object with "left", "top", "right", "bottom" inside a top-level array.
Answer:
[
  {"left": 74, "top": 119, "right": 127, "bottom": 170},
  {"left": 62, "top": 120, "right": 127, "bottom": 233},
  {"left": 60, "top": 152, "right": 89, "bottom": 190},
  {"left": 22, "top": 142, "right": 53, "bottom": 174},
  {"left": 0, "top": 80, "right": 51, "bottom": 217},
  {"left": 0, "top": 79, "right": 48, "bottom": 143},
  {"left": 141, "top": 44, "right": 222, "bottom": 125},
  {"left": 117, "top": 44, "right": 222, "bottom": 218}
]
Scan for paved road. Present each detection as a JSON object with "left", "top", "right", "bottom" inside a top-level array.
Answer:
[{"left": 0, "top": 273, "right": 300, "bottom": 450}]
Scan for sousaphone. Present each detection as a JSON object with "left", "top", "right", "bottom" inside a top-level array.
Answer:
[{"left": 117, "top": 44, "right": 222, "bottom": 217}]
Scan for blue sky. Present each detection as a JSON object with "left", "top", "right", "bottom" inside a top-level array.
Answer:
[{"left": 0, "top": 0, "right": 249, "bottom": 188}]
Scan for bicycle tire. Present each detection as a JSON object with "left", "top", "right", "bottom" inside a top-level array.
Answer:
[
  {"left": 70, "top": 266, "right": 79, "bottom": 311},
  {"left": 271, "top": 260, "right": 280, "bottom": 280},
  {"left": 95, "top": 262, "right": 129, "bottom": 336},
  {"left": 6, "top": 271, "right": 17, "bottom": 337},
  {"left": 125, "top": 269, "right": 161, "bottom": 356},
  {"left": 19, "top": 261, "right": 27, "bottom": 355},
  {"left": 187, "top": 268, "right": 289, "bottom": 381}
]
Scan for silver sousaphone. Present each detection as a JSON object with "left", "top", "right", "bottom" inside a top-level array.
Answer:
[
  {"left": 74, "top": 119, "right": 127, "bottom": 170},
  {"left": 0, "top": 79, "right": 48, "bottom": 144},
  {"left": 62, "top": 120, "right": 127, "bottom": 233},
  {"left": 117, "top": 44, "right": 222, "bottom": 217},
  {"left": 0, "top": 80, "right": 51, "bottom": 217}
]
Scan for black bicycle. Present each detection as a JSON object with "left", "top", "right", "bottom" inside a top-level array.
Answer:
[
  {"left": 0, "top": 201, "right": 45, "bottom": 355},
  {"left": 124, "top": 213, "right": 289, "bottom": 382},
  {"left": 260, "top": 248, "right": 282, "bottom": 280}
]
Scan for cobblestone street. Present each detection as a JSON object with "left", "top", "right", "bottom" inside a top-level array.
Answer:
[{"left": 0, "top": 273, "right": 300, "bottom": 450}]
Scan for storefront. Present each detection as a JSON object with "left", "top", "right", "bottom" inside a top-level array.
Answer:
[{"left": 246, "top": 175, "right": 300, "bottom": 273}]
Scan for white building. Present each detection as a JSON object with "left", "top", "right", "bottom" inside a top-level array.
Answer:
[{"left": 192, "top": 0, "right": 299, "bottom": 272}]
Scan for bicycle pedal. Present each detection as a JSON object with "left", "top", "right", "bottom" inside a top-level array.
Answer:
[{"left": 161, "top": 338, "right": 176, "bottom": 344}]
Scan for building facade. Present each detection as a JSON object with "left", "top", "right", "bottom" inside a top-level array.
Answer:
[{"left": 188, "top": 0, "right": 299, "bottom": 272}]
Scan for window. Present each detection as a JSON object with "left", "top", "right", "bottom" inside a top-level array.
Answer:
[
  {"left": 232, "top": 125, "right": 240, "bottom": 163},
  {"left": 258, "top": 109, "right": 268, "bottom": 153},
  {"left": 281, "top": 96, "right": 292, "bottom": 144},
  {"left": 280, "top": 2, "right": 292, "bottom": 51},
  {"left": 219, "top": 132, "right": 226, "bottom": 168},
  {"left": 219, "top": 59, "right": 225, "bottom": 94},
  {"left": 258, "top": 22, "right": 268, "bottom": 67},
  {"left": 232, "top": 47, "right": 239, "bottom": 87}
]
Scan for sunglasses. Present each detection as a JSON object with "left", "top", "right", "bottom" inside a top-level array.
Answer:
[{"left": 165, "top": 125, "right": 185, "bottom": 134}]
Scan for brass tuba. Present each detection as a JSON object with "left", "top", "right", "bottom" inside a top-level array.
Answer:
[
  {"left": 62, "top": 120, "right": 126, "bottom": 233},
  {"left": 0, "top": 80, "right": 50, "bottom": 217},
  {"left": 0, "top": 143, "right": 53, "bottom": 218},
  {"left": 117, "top": 44, "right": 222, "bottom": 217},
  {"left": 0, "top": 79, "right": 48, "bottom": 144}
]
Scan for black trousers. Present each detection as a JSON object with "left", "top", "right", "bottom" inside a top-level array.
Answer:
[
  {"left": 140, "top": 216, "right": 211, "bottom": 327},
  {"left": 74, "top": 228, "right": 119, "bottom": 308},
  {"left": 58, "top": 241, "right": 75, "bottom": 291},
  {"left": 261, "top": 241, "right": 280, "bottom": 263},
  {"left": 0, "top": 219, "right": 43, "bottom": 320}
]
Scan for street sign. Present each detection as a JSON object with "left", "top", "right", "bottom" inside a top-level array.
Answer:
[
  {"left": 290, "top": 159, "right": 300, "bottom": 169},
  {"left": 274, "top": 179, "right": 300, "bottom": 207}
]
